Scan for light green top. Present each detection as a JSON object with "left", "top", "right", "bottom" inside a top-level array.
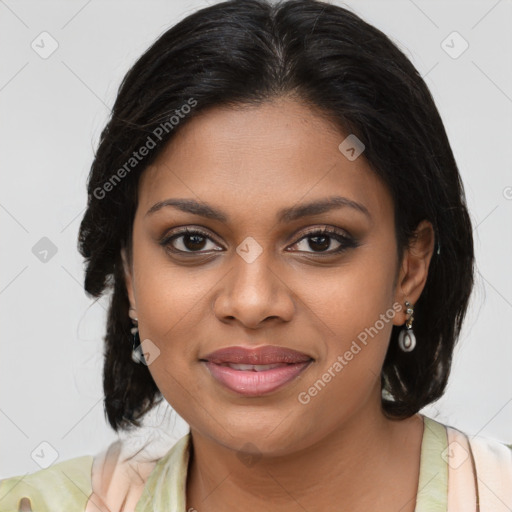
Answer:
[{"left": 0, "top": 414, "right": 448, "bottom": 511}]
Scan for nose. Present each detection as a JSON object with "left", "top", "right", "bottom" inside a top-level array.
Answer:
[{"left": 212, "top": 250, "right": 295, "bottom": 330}]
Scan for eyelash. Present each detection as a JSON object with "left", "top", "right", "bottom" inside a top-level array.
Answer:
[{"left": 159, "top": 226, "right": 358, "bottom": 256}]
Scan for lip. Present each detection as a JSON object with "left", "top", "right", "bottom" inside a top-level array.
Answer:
[
  {"left": 202, "top": 345, "right": 312, "bottom": 365},
  {"left": 201, "top": 345, "right": 313, "bottom": 397}
]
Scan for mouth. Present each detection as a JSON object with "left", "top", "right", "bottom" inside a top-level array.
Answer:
[{"left": 200, "top": 345, "right": 313, "bottom": 397}]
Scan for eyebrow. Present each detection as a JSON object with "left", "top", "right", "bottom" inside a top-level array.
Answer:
[{"left": 145, "top": 196, "right": 371, "bottom": 223}]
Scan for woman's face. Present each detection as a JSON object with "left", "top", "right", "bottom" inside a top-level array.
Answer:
[{"left": 123, "top": 97, "right": 422, "bottom": 455}]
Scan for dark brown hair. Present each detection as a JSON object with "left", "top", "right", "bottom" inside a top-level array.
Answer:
[{"left": 78, "top": 0, "right": 474, "bottom": 431}]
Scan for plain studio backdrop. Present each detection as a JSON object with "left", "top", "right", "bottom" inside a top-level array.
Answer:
[{"left": 1, "top": 0, "right": 511, "bottom": 478}]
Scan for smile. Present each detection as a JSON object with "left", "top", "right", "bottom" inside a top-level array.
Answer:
[{"left": 201, "top": 345, "right": 313, "bottom": 396}]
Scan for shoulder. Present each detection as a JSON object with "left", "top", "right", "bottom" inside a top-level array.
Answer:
[
  {"left": 0, "top": 455, "right": 93, "bottom": 512},
  {"left": 134, "top": 433, "right": 191, "bottom": 512},
  {"left": 423, "top": 414, "right": 512, "bottom": 467},
  {"left": 0, "top": 432, "right": 190, "bottom": 512},
  {"left": 424, "top": 415, "right": 512, "bottom": 509},
  {"left": 466, "top": 430, "right": 512, "bottom": 507},
  {"left": 85, "top": 432, "right": 190, "bottom": 512},
  {"left": 444, "top": 418, "right": 512, "bottom": 475}
]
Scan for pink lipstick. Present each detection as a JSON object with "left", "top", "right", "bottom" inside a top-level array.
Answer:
[{"left": 201, "top": 346, "right": 313, "bottom": 396}]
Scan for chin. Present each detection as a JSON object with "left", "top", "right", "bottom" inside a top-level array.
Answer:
[{"left": 194, "top": 414, "right": 314, "bottom": 458}]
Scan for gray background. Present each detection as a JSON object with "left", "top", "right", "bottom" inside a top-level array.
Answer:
[{"left": 1, "top": 0, "right": 511, "bottom": 477}]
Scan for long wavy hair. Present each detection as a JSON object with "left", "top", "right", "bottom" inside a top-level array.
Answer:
[{"left": 78, "top": 0, "right": 474, "bottom": 432}]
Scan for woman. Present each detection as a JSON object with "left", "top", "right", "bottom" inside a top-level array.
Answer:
[{"left": 1, "top": 0, "right": 511, "bottom": 510}]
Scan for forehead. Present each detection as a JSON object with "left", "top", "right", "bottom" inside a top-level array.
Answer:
[{"left": 137, "top": 98, "right": 393, "bottom": 224}]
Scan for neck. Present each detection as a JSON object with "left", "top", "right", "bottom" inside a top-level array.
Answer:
[{"left": 186, "top": 393, "right": 424, "bottom": 512}]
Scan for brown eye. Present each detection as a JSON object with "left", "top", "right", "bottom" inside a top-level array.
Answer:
[
  {"left": 160, "top": 228, "right": 223, "bottom": 254},
  {"left": 289, "top": 228, "right": 358, "bottom": 254}
]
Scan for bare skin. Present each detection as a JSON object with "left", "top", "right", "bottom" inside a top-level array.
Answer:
[{"left": 122, "top": 96, "right": 435, "bottom": 511}]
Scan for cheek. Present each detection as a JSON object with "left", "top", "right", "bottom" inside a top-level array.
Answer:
[
  {"left": 294, "top": 287, "right": 395, "bottom": 437},
  {"left": 311, "top": 246, "right": 397, "bottom": 343},
  {"left": 133, "top": 232, "right": 204, "bottom": 321},
  {"left": 298, "top": 242, "right": 398, "bottom": 398},
  {"left": 130, "top": 240, "right": 213, "bottom": 369},
  {"left": 132, "top": 258, "right": 206, "bottom": 415}
]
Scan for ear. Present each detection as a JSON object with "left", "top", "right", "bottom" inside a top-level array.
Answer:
[
  {"left": 121, "top": 247, "right": 137, "bottom": 316},
  {"left": 392, "top": 220, "right": 435, "bottom": 325}
]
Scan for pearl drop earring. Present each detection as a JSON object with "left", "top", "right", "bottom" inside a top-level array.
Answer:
[{"left": 398, "top": 300, "right": 416, "bottom": 352}]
